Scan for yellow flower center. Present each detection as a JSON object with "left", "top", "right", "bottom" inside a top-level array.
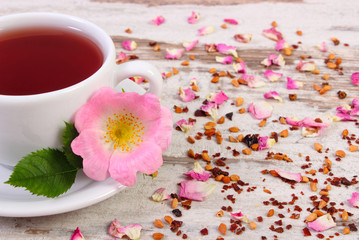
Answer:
[{"left": 104, "top": 110, "right": 145, "bottom": 152}]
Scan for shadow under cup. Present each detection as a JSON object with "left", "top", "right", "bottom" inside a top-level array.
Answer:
[{"left": 0, "top": 12, "right": 116, "bottom": 166}]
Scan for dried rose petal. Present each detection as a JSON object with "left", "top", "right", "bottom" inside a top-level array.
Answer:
[
  {"left": 184, "top": 161, "right": 211, "bottom": 181},
  {"left": 262, "top": 27, "right": 283, "bottom": 41},
  {"left": 129, "top": 76, "right": 145, "bottom": 84},
  {"left": 179, "top": 87, "right": 196, "bottom": 102},
  {"left": 286, "top": 77, "right": 303, "bottom": 89},
  {"left": 307, "top": 214, "right": 336, "bottom": 232},
  {"left": 261, "top": 53, "right": 285, "bottom": 67},
  {"left": 70, "top": 227, "right": 85, "bottom": 240},
  {"left": 152, "top": 188, "right": 171, "bottom": 202},
  {"left": 198, "top": 26, "right": 214, "bottom": 36},
  {"left": 224, "top": 18, "right": 238, "bottom": 24},
  {"left": 176, "top": 119, "right": 195, "bottom": 133},
  {"left": 116, "top": 51, "right": 129, "bottom": 64},
  {"left": 274, "top": 169, "right": 302, "bottom": 182},
  {"left": 241, "top": 74, "right": 266, "bottom": 88},
  {"left": 108, "top": 219, "right": 125, "bottom": 239},
  {"left": 233, "top": 61, "right": 246, "bottom": 73},
  {"left": 122, "top": 40, "right": 137, "bottom": 51},
  {"left": 188, "top": 11, "right": 200, "bottom": 24},
  {"left": 264, "top": 70, "right": 283, "bottom": 82},
  {"left": 286, "top": 116, "right": 331, "bottom": 137},
  {"left": 296, "top": 60, "right": 316, "bottom": 72},
  {"left": 215, "top": 56, "right": 233, "bottom": 64},
  {"left": 316, "top": 41, "right": 327, "bottom": 52},
  {"left": 201, "top": 102, "right": 218, "bottom": 121},
  {"left": 258, "top": 136, "right": 276, "bottom": 150},
  {"left": 205, "top": 43, "right": 217, "bottom": 53},
  {"left": 348, "top": 192, "right": 359, "bottom": 207},
  {"left": 230, "top": 212, "right": 249, "bottom": 223},
  {"left": 206, "top": 91, "right": 229, "bottom": 105},
  {"left": 275, "top": 39, "right": 290, "bottom": 51},
  {"left": 264, "top": 91, "right": 283, "bottom": 102},
  {"left": 152, "top": 15, "right": 165, "bottom": 26},
  {"left": 182, "top": 40, "right": 199, "bottom": 51},
  {"left": 179, "top": 180, "right": 216, "bottom": 201},
  {"left": 165, "top": 48, "right": 184, "bottom": 59},
  {"left": 216, "top": 43, "right": 238, "bottom": 57},
  {"left": 234, "top": 33, "right": 252, "bottom": 43},
  {"left": 117, "top": 224, "right": 142, "bottom": 240},
  {"left": 351, "top": 72, "right": 359, "bottom": 85},
  {"left": 248, "top": 102, "right": 273, "bottom": 119}
]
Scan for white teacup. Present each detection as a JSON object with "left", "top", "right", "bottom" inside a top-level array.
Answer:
[{"left": 0, "top": 12, "right": 163, "bottom": 166}]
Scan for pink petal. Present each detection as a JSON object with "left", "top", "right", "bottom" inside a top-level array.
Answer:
[
  {"left": 215, "top": 56, "right": 233, "bottom": 64},
  {"left": 286, "top": 77, "right": 303, "bottom": 89},
  {"left": 152, "top": 188, "right": 171, "bottom": 202},
  {"left": 234, "top": 33, "right": 252, "bottom": 43},
  {"left": 334, "top": 112, "right": 356, "bottom": 121},
  {"left": 248, "top": 102, "right": 273, "bottom": 119},
  {"left": 116, "top": 51, "right": 128, "bottom": 63},
  {"left": 184, "top": 161, "right": 211, "bottom": 182},
  {"left": 109, "top": 142, "right": 163, "bottom": 186},
  {"left": 263, "top": 70, "right": 283, "bottom": 82},
  {"left": 179, "top": 87, "right": 196, "bottom": 102},
  {"left": 204, "top": 43, "right": 217, "bottom": 53},
  {"left": 241, "top": 74, "right": 266, "bottom": 88},
  {"left": 353, "top": 98, "right": 359, "bottom": 107},
  {"left": 108, "top": 219, "right": 125, "bottom": 239},
  {"left": 261, "top": 54, "right": 285, "bottom": 67},
  {"left": 188, "top": 11, "right": 200, "bottom": 24},
  {"left": 348, "top": 192, "right": 359, "bottom": 207},
  {"left": 152, "top": 15, "right": 165, "bottom": 26},
  {"left": 233, "top": 61, "right": 246, "bottom": 73},
  {"left": 198, "top": 26, "right": 214, "bottom": 36},
  {"left": 70, "top": 227, "right": 85, "bottom": 240},
  {"left": 122, "top": 40, "right": 137, "bottom": 51},
  {"left": 274, "top": 169, "right": 302, "bottom": 182},
  {"left": 258, "top": 136, "right": 276, "bottom": 150},
  {"left": 316, "top": 41, "right": 327, "bottom": 52},
  {"left": 264, "top": 91, "right": 283, "bottom": 102},
  {"left": 224, "top": 18, "right": 238, "bottom": 24},
  {"left": 201, "top": 102, "right": 218, "bottom": 121},
  {"left": 275, "top": 39, "right": 290, "bottom": 51},
  {"left": 296, "top": 60, "right": 316, "bottom": 72},
  {"left": 129, "top": 76, "right": 145, "bottom": 84},
  {"left": 351, "top": 72, "right": 359, "bottom": 85},
  {"left": 165, "top": 48, "right": 184, "bottom": 59},
  {"left": 117, "top": 224, "right": 142, "bottom": 240},
  {"left": 179, "top": 180, "right": 216, "bottom": 201},
  {"left": 209, "top": 91, "right": 229, "bottom": 105},
  {"left": 307, "top": 214, "right": 336, "bottom": 232},
  {"left": 230, "top": 212, "right": 249, "bottom": 223},
  {"left": 182, "top": 40, "right": 199, "bottom": 51},
  {"left": 216, "top": 43, "right": 238, "bottom": 57},
  {"left": 176, "top": 119, "right": 195, "bottom": 133},
  {"left": 262, "top": 27, "right": 283, "bottom": 41},
  {"left": 286, "top": 116, "right": 302, "bottom": 126}
]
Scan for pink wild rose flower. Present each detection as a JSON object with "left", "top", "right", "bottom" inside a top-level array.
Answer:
[{"left": 71, "top": 87, "right": 172, "bottom": 186}]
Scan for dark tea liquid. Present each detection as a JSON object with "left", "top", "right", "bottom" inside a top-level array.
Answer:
[{"left": 0, "top": 27, "right": 103, "bottom": 95}]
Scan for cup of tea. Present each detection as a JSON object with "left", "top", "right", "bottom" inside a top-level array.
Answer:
[{"left": 0, "top": 12, "right": 163, "bottom": 166}]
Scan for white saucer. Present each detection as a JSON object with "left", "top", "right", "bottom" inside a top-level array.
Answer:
[{"left": 0, "top": 164, "right": 125, "bottom": 217}]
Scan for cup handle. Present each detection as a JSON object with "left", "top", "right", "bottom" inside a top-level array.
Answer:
[{"left": 114, "top": 60, "right": 163, "bottom": 96}]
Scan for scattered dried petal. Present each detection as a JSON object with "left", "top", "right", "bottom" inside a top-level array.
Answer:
[
  {"left": 248, "top": 102, "right": 273, "bottom": 119},
  {"left": 188, "top": 11, "right": 200, "bottom": 24},
  {"left": 296, "top": 60, "right": 316, "bottom": 72},
  {"left": 165, "top": 48, "right": 184, "bottom": 59},
  {"left": 351, "top": 72, "right": 359, "bottom": 85},
  {"left": 234, "top": 33, "right": 252, "bottom": 43},
  {"left": 182, "top": 40, "right": 199, "bottom": 51},
  {"left": 216, "top": 56, "right": 233, "bottom": 64},
  {"left": 316, "top": 41, "right": 327, "bottom": 52},
  {"left": 70, "top": 227, "right": 85, "bottom": 240},
  {"left": 122, "top": 40, "right": 137, "bottom": 51},
  {"left": 152, "top": 16, "right": 165, "bottom": 26},
  {"left": 179, "top": 180, "right": 216, "bottom": 201},
  {"left": 232, "top": 61, "right": 246, "bottom": 73},
  {"left": 152, "top": 188, "right": 171, "bottom": 202},
  {"left": 230, "top": 212, "right": 249, "bottom": 223},
  {"left": 263, "top": 27, "right": 283, "bottom": 41},
  {"left": 224, "top": 18, "right": 238, "bottom": 24},
  {"left": 184, "top": 161, "right": 211, "bottom": 182},
  {"left": 348, "top": 192, "right": 359, "bottom": 207},
  {"left": 176, "top": 119, "right": 195, "bottom": 133},
  {"left": 264, "top": 70, "right": 283, "bottom": 82},
  {"left": 198, "top": 26, "right": 214, "bottom": 36},
  {"left": 286, "top": 77, "right": 303, "bottom": 89},
  {"left": 264, "top": 91, "right": 283, "bottom": 102},
  {"left": 274, "top": 169, "right": 302, "bottom": 182},
  {"left": 179, "top": 87, "right": 196, "bottom": 102},
  {"left": 261, "top": 53, "right": 285, "bottom": 67},
  {"left": 216, "top": 43, "right": 238, "bottom": 57},
  {"left": 307, "top": 214, "right": 336, "bottom": 232},
  {"left": 241, "top": 74, "right": 266, "bottom": 88}
]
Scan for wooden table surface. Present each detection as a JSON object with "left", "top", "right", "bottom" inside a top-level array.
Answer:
[{"left": 1, "top": 0, "right": 359, "bottom": 239}]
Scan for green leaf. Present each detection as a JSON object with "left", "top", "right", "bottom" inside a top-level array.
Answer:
[
  {"left": 63, "top": 122, "right": 83, "bottom": 169},
  {"left": 5, "top": 149, "right": 78, "bottom": 198}
]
